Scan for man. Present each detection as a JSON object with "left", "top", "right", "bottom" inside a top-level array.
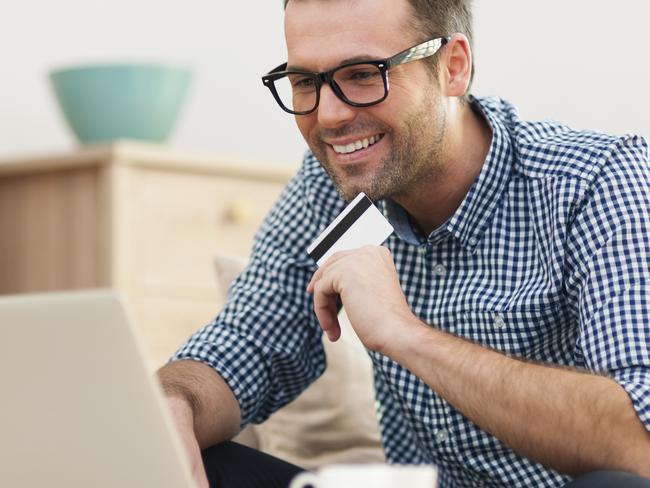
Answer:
[{"left": 158, "top": 0, "right": 650, "bottom": 486}]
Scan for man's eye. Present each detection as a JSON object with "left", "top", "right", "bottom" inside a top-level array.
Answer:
[
  {"left": 291, "top": 77, "right": 315, "bottom": 89},
  {"left": 341, "top": 67, "right": 381, "bottom": 84},
  {"left": 350, "top": 70, "right": 376, "bottom": 80}
]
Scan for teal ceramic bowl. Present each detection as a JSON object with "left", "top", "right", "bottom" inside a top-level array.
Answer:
[{"left": 49, "top": 64, "right": 192, "bottom": 144}]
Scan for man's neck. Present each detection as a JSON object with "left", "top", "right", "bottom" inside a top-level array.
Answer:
[{"left": 393, "top": 98, "right": 492, "bottom": 238}]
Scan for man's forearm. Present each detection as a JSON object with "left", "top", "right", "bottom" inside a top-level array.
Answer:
[
  {"left": 386, "top": 319, "right": 650, "bottom": 477},
  {"left": 157, "top": 360, "right": 241, "bottom": 448}
]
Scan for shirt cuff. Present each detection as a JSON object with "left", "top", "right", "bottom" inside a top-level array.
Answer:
[{"left": 170, "top": 328, "right": 270, "bottom": 429}]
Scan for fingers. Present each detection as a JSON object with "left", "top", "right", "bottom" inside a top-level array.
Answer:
[
  {"left": 306, "top": 250, "right": 352, "bottom": 293},
  {"left": 306, "top": 247, "right": 390, "bottom": 342},
  {"left": 312, "top": 275, "right": 341, "bottom": 341}
]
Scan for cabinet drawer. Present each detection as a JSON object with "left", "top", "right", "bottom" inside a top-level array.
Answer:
[{"left": 125, "top": 166, "right": 288, "bottom": 293}]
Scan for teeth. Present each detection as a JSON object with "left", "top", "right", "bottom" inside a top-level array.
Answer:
[{"left": 332, "top": 135, "right": 381, "bottom": 154}]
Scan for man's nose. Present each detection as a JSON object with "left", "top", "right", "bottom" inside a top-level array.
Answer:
[{"left": 316, "top": 84, "right": 357, "bottom": 129}]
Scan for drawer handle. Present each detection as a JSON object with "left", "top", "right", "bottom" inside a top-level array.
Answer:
[{"left": 222, "top": 200, "right": 253, "bottom": 224}]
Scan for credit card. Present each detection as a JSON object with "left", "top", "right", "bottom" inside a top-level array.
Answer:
[{"left": 307, "top": 193, "right": 394, "bottom": 267}]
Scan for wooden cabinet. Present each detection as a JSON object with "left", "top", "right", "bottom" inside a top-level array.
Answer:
[{"left": 0, "top": 141, "right": 295, "bottom": 369}]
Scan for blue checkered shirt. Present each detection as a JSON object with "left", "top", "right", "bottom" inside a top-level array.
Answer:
[{"left": 172, "top": 97, "right": 650, "bottom": 487}]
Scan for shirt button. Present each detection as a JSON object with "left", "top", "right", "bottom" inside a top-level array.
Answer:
[
  {"left": 468, "top": 237, "right": 478, "bottom": 246},
  {"left": 493, "top": 313, "right": 506, "bottom": 329},
  {"left": 433, "top": 264, "right": 446, "bottom": 276},
  {"left": 435, "top": 429, "right": 449, "bottom": 443}
]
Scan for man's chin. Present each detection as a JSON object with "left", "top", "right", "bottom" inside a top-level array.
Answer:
[
  {"left": 323, "top": 166, "right": 364, "bottom": 199},
  {"left": 327, "top": 178, "right": 358, "bottom": 202},
  {"left": 333, "top": 177, "right": 387, "bottom": 202},
  {"left": 316, "top": 153, "right": 390, "bottom": 201}
]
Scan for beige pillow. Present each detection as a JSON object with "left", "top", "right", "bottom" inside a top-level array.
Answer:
[{"left": 213, "top": 255, "right": 384, "bottom": 469}]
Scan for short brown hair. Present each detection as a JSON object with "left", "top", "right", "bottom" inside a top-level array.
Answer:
[{"left": 283, "top": 0, "right": 475, "bottom": 97}]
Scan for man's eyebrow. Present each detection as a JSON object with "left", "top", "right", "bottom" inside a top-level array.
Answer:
[
  {"left": 286, "top": 54, "right": 384, "bottom": 72},
  {"left": 285, "top": 64, "right": 311, "bottom": 72}
]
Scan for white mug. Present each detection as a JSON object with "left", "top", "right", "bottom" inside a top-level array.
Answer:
[{"left": 289, "top": 464, "right": 437, "bottom": 488}]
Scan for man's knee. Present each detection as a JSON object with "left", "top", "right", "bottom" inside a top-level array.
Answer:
[
  {"left": 565, "top": 470, "right": 650, "bottom": 488},
  {"left": 201, "top": 441, "right": 304, "bottom": 488}
]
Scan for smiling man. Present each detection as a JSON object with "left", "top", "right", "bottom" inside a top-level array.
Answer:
[{"left": 157, "top": 0, "right": 650, "bottom": 487}]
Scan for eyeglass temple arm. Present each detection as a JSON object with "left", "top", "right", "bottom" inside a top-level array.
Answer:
[{"left": 387, "top": 36, "right": 450, "bottom": 68}]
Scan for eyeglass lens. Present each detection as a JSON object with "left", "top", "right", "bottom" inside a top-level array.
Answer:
[{"left": 274, "top": 63, "right": 386, "bottom": 113}]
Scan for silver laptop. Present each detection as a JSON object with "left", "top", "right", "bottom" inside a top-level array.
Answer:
[{"left": 0, "top": 289, "right": 196, "bottom": 487}]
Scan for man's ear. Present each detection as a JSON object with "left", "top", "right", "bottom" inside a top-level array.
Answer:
[{"left": 439, "top": 33, "right": 473, "bottom": 98}]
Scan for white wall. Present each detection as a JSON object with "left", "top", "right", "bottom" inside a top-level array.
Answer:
[
  {"left": 472, "top": 0, "right": 650, "bottom": 139},
  {"left": 1, "top": 0, "right": 648, "bottom": 164}
]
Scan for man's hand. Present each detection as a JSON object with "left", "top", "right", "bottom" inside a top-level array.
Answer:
[
  {"left": 157, "top": 361, "right": 241, "bottom": 487},
  {"left": 165, "top": 395, "right": 210, "bottom": 488},
  {"left": 306, "top": 245, "right": 416, "bottom": 352}
]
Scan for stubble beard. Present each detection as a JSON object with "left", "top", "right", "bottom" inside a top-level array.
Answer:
[{"left": 310, "top": 95, "right": 447, "bottom": 202}]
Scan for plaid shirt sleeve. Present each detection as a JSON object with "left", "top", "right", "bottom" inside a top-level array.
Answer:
[
  {"left": 170, "top": 159, "right": 343, "bottom": 428},
  {"left": 564, "top": 135, "right": 650, "bottom": 430}
]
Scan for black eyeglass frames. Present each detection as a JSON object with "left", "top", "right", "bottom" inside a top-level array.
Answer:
[{"left": 261, "top": 35, "right": 450, "bottom": 116}]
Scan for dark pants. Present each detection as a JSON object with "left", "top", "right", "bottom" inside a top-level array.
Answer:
[
  {"left": 202, "top": 441, "right": 650, "bottom": 488},
  {"left": 202, "top": 441, "right": 304, "bottom": 488},
  {"left": 564, "top": 471, "right": 650, "bottom": 488}
]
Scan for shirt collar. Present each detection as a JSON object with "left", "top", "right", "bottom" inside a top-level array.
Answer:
[{"left": 381, "top": 96, "right": 515, "bottom": 252}]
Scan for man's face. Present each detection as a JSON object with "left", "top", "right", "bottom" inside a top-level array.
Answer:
[{"left": 284, "top": 0, "right": 448, "bottom": 202}]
